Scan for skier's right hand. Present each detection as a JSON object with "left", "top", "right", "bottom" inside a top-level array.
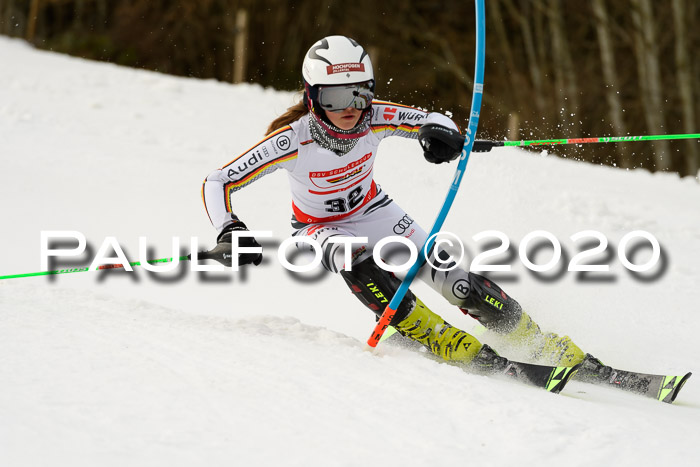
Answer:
[
  {"left": 195, "top": 219, "right": 263, "bottom": 267},
  {"left": 216, "top": 219, "right": 263, "bottom": 267}
]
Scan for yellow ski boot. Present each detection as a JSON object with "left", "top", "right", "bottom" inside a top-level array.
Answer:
[
  {"left": 394, "top": 298, "right": 483, "bottom": 364},
  {"left": 504, "top": 312, "right": 585, "bottom": 366}
]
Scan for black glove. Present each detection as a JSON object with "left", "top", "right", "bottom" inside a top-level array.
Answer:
[
  {"left": 217, "top": 219, "right": 262, "bottom": 266},
  {"left": 195, "top": 219, "right": 262, "bottom": 267},
  {"left": 418, "top": 123, "right": 465, "bottom": 164}
]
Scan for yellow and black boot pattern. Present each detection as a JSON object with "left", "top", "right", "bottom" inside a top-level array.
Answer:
[
  {"left": 394, "top": 298, "right": 483, "bottom": 364},
  {"left": 504, "top": 312, "right": 585, "bottom": 366},
  {"left": 340, "top": 257, "right": 483, "bottom": 365}
]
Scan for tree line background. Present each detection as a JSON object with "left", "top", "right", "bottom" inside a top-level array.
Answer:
[{"left": 2, "top": 0, "right": 699, "bottom": 177}]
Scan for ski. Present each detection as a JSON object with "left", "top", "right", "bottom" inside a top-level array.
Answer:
[
  {"left": 381, "top": 327, "right": 578, "bottom": 393},
  {"left": 493, "top": 359, "right": 580, "bottom": 394},
  {"left": 575, "top": 354, "right": 692, "bottom": 404},
  {"left": 381, "top": 327, "right": 691, "bottom": 399}
]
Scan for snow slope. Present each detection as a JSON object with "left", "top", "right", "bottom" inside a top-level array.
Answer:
[{"left": 1, "top": 37, "right": 699, "bottom": 466}]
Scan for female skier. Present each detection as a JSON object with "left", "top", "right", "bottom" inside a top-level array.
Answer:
[{"left": 201, "top": 35, "right": 585, "bottom": 371}]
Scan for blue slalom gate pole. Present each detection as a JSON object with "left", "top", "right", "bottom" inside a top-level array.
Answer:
[{"left": 368, "top": 0, "right": 486, "bottom": 347}]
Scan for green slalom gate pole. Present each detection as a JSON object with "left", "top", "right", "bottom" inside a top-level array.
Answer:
[
  {"left": 475, "top": 133, "right": 700, "bottom": 150},
  {"left": 0, "top": 256, "right": 190, "bottom": 280}
]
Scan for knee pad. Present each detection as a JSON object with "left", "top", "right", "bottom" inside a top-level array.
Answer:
[
  {"left": 340, "top": 257, "right": 416, "bottom": 326},
  {"left": 459, "top": 273, "right": 522, "bottom": 333}
]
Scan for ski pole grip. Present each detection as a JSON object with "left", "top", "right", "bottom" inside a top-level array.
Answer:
[{"left": 472, "top": 140, "right": 502, "bottom": 152}]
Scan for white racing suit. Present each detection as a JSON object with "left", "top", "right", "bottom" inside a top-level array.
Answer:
[
  {"left": 202, "top": 101, "right": 475, "bottom": 310},
  {"left": 202, "top": 100, "right": 585, "bottom": 367}
]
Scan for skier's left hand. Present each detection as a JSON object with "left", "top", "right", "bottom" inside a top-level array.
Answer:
[{"left": 418, "top": 123, "right": 465, "bottom": 164}]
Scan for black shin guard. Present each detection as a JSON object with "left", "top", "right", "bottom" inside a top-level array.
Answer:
[
  {"left": 340, "top": 257, "right": 416, "bottom": 326},
  {"left": 459, "top": 273, "right": 522, "bottom": 333}
]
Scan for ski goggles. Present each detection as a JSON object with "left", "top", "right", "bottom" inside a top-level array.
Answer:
[{"left": 316, "top": 81, "right": 374, "bottom": 112}]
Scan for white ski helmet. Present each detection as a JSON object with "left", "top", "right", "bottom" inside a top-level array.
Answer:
[{"left": 302, "top": 35, "right": 375, "bottom": 114}]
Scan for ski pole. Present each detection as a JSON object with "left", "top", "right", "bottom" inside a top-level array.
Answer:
[
  {"left": 367, "top": 0, "right": 486, "bottom": 348},
  {"left": 472, "top": 133, "right": 700, "bottom": 152},
  {"left": 0, "top": 237, "right": 263, "bottom": 280},
  {"left": 0, "top": 256, "right": 189, "bottom": 280}
]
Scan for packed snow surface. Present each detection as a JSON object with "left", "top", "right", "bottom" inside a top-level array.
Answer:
[{"left": 1, "top": 37, "right": 699, "bottom": 466}]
